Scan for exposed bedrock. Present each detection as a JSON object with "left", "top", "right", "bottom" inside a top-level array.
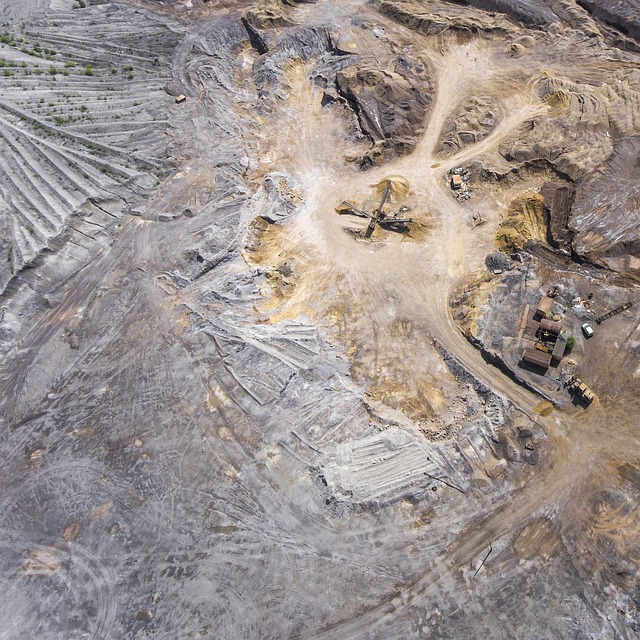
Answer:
[
  {"left": 377, "top": 0, "right": 518, "bottom": 35},
  {"left": 378, "top": 0, "right": 639, "bottom": 53},
  {"left": 413, "top": 0, "right": 635, "bottom": 40},
  {"left": 502, "top": 75, "right": 640, "bottom": 181},
  {"left": 569, "top": 134, "right": 640, "bottom": 273},
  {"left": 538, "top": 136, "right": 640, "bottom": 274},
  {"left": 243, "top": 0, "right": 317, "bottom": 29},
  {"left": 444, "top": 0, "right": 559, "bottom": 27},
  {"left": 544, "top": 0, "right": 601, "bottom": 35},
  {"left": 438, "top": 94, "right": 498, "bottom": 156},
  {"left": 335, "top": 62, "right": 433, "bottom": 166},
  {"left": 540, "top": 181, "right": 576, "bottom": 252},
  {"left": 252, "top": 26, "right": 349, "bottom": 98},
  {"left": 577, "top": 0, "right": 640, "bottom": 42}
]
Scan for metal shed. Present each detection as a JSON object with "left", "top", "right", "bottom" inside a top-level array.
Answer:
[
  {"left": 535, "top": 296, "right": 553, "bottom": 318},
  {"left": 522, "top": 348, "right": 552, "bottom": 369},
  {"left": 551, "top": 336, "right": 567, "bottom": 362},
  {"left": 540, "top": 318, "right": 562, "bottom": 335}
]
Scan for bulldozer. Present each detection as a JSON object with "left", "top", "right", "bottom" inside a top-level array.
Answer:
[{"left": 567, "top": 375, "right": 595, "bottom": 405}]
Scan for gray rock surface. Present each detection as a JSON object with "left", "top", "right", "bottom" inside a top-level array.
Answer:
[
  {"left": 0, "top": 0, "right": 639, "bottom": 639},
  {"left": 540, "top": 180, "right": 575, "bottom": 251},
  {"left": 578, "top": 0, "right": 640, "bottom": 41},
  {"left": 335, "top": 61, "right": 432, "bottom": 166},
  {"left": 570, "top": 134, "right": 640, "bottom": 272}
]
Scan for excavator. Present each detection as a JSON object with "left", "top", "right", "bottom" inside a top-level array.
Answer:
[{"left": 339, "top": 179, "right": 413, "bottom": 238}]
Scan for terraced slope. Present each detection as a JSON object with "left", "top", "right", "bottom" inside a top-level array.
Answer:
[
  {"left": 0, "top": 1, "right": 176, "bottom": 292},
  {"left": 0, "top": 0, "right": 639, "bottom": 639}
]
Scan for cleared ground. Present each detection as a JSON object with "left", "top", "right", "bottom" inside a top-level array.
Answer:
[{"left": 0, "top": 0, "right": 638, "bottom": 638}]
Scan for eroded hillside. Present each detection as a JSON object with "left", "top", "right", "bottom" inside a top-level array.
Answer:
[{"left": 0, "top": 0, "right": 638, "bottom": 638}]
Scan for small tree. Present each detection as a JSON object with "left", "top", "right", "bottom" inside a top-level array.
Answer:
[{"left": 566, "top": 335, "right": 575, "bottom": 351}]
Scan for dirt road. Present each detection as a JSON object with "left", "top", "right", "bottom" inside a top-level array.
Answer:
[
  {"left": 247, "top": 13, "right": 639, "bottom": 637},
  {"left": 0, "top": 1, "right": 638, "bottom": 638}
]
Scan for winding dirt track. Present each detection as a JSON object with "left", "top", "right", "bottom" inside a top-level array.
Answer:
[{"left": 241, "top": 10, "right": 638, "bottom": 636}]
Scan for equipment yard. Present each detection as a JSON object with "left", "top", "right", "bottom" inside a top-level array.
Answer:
[{"left": 0, "top": 0, "right": 639, "bottom": 638}]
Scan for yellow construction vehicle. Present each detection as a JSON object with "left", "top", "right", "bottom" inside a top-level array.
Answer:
[{"left": 567, "top": 375, "right": 595, "bottom": 405}]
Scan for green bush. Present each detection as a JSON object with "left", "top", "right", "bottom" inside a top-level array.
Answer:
[{"left": 566, "top": 335, "right": 575, "bottom": 351}]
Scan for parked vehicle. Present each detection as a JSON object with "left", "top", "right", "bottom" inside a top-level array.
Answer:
[{"left": 567, "top": 375, "right": 595, "bottom": 405}]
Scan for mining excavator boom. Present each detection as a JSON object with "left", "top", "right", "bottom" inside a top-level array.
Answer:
[
  {"left": 340, "top": 201, "right": 372, "bottom": 219},
  {"left": 339, "top": 179, "right": 413, "bottom": 237},
  {"left": 364, "top": 179, "right": 391, "bottom": 238}
]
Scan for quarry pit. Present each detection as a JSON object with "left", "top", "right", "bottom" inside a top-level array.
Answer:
[{"left": 0, "top": 0, "right": 639, "bottom": 638}]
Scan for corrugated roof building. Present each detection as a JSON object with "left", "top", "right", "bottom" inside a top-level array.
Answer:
[
  {"left": 540, "top": 318, "right": 562, "bottom": 335},
  {"left": 522, "top": 348, "right": 552, "bottom": 369},
  {"left": 536, "top": 296, "right": 553, "bottom": 318},
  {"left": 551, "top": 336, "right": 567, "bottom": 363}
]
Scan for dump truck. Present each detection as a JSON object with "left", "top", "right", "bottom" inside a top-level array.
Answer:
[{"left": 567, "top": 375, "right": 595, "bottom": 405}]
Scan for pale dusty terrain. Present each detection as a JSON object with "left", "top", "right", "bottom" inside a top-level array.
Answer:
[{"left": 0, "top": 0, "right": 639, "bottom": 638}]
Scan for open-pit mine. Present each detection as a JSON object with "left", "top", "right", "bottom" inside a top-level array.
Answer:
[{"left": 0, "top": 0, "right": 639, "bottom": 638}]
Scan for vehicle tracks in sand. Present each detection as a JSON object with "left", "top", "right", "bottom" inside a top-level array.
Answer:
[
  {"left": 0, "top": 528, "right": 117, "bottom": 640},
  {"left": 246, "top": 25, "right": 628, "bottom": 639},
  {"left": 0, "top": 220, "right": 141, "bottom": 425},
  {"left": 1, "top": 3, "right": 637, "bottom": 637}
]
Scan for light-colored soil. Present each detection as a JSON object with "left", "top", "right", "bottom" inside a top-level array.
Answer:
[{"left": 0, "top": 0, "right": 639, "bottom": 638}]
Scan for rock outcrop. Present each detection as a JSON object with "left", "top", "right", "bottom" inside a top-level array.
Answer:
[
  {"left": 377, "top": 0, "right": 517, "bottom": 36},
  {"left": 545, "top": 0, "right": 602, "bottom": 36},
  {"left": 438, "top": 95, "right": 497, "bottom": 156},
  {"left": 446, "top": 0, "right": 558, "bottom": 27},
  {"left": 502, "top": 75, "right": 640, "bottom": 181},
  {"left": 540, "top": 181, "right": 576, "bottom": 252},
  {"left": 243, "top": 0, "right": 316, "bottom": 29},
  {"left": 335, "top": 62, "right": 432, "bottom": 166},
  {"left": 578, "top": 0, "right": 640, "bottom": 42},
  {"left": 569, "top": 135, "right": 640, "bottom": 273}
]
